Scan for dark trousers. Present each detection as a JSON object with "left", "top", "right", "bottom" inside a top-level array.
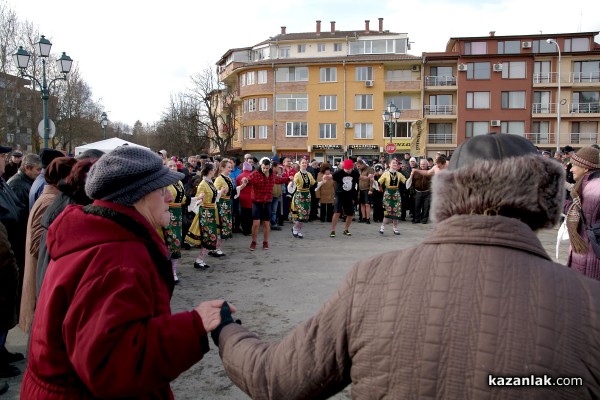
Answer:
[
  {"left": 240, "top": 207, "right": 253, "bottom": 235},
  {"left": 372, "top": 192, "right": 384, "bottom": 222},
  {"left": 414, "top": 190, "right": 431, "bottom": 223},
  {"left": 310, "top": 189, "right": 319, "bottom": 220},
  {"left": 320, "top": 203, "right": 334, "bottom": 222}
]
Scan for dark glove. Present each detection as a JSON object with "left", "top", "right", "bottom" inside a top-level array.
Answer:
[{"left": 210, "top": 301, "right": 241, "bottom": 346}]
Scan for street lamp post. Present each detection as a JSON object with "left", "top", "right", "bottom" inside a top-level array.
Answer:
[
  {"left": 382, "top": 102, "right": 401, "bottom": 158},
  {"left": 547, "top": 38, "right": 561, "bottom": 153},
  {"left": 13, "top": 35, "right": 73, "bottom": 149},
  {"left": 100, "top": 112, "right": 108, "bottom": 139}
]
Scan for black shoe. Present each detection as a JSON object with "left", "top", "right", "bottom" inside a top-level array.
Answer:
[
  {"left": 0, "top": 382, "right": 8, "bottom": 395},
  {"left": 412, "top": 220, "right": 420, "bottom": 224},
  {"left": 271, "top": 225, "right": 282, "bottom": 231},
  {"left": 0, "top": 364, "right": 20, "bottom": 378},
  {"left": 193, "top": 261, "right": 210, "bottom": 269},
  {"left": 365, "top": 219, "right": 371, "bottom": 224},
  {"left": 0, "top": 349, "right": 24, "bottom": 364},
  {"left": 421, "top": 220, "right": 428, "bottom": 224}
]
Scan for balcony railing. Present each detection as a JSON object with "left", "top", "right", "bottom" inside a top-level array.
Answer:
[
  {"left": 569, "top": 103, "right": 600, "bottom": 113},
  {"left": 424, "top": 76, "right": 456, "bottom": 86},
  {"left": 524, "top": 133, "right": 555, "bottom": 145},
  {"left": 572, "top": 71, "right": 600, "bottom": 83},
  {"left": 571, "top": 133, "right": 599, "bottom": 144},
  {"left": 533, "top": 72, "right": 557, "bottom": 84},
  {"left": 424, "top": 105, "right": 456, "bottom": 115},
  {"left": 532, "top": 103, "right": 557, "bottom": 113},
  {"left": 428, "top": 133, "right": 455, "bottom": 144}
]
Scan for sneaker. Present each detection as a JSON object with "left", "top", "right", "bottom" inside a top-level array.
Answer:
[
  {"left": 330, "top": 231, "right": 336, "bottom": 238},
  {"left": 379, "top": 227, "right": 384, "bottom": 235},
  {"left": 263, "top": 241, "right": 269, "bottom": 250},
  {"left": 250, "top": 241, "right": 257, "bottom": 251},
  {"left": 173, "top": 273, "right": 179, "bottom": 284},
  {"left": 292, "top": 228, "right": 299, "bottom": 238},
  {"left": 393, "top": 230, "right": 401, "bottom": 235},
  {"left": 343, "top": 230, "right": 352, "bottom": 236},
  {"left": 297, "top": 232, "right": 303, "bottom": 239}
]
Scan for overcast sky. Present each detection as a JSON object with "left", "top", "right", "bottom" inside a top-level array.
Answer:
[{"left": 7, "top": 0, "right": 600, "bottom": 126}]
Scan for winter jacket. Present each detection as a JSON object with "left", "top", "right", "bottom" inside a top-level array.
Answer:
[
  {"left": 21, "top": 200, "right": 210, "bottom": 399},
  {"left": 0, "top": 222, "right": 18, "bottom": 332},
  {"left": 217, "top": 215, "right": 600, "bottom": 399},
  {"left": 7, "top": 169, "right": 33, "bottom": 210},
  {"left": 567, "top": 172, "right": 600, "bottom": 280}
]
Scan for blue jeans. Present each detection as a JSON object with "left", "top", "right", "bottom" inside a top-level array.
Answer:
[{"left": 271, "top": 197, "right": 280, "bottom": 226}]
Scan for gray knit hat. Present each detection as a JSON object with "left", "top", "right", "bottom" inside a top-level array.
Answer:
[{"left": 85, "top": 145, "right": 184, "bottom": 206}]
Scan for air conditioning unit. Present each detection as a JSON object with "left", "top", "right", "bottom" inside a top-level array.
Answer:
[
  {"left": 490, "top": 120, "right": 501, "bottom": 127},
  {"left": 411, "top": 65, "right": 420, "bottom": 72},
  {"left": 344, "top": 122, "right": 353, "bottom": 128},
  {"left": 364, "top": 80, "right": 374, "bottom": 87},
  {"left": 493, "top": 63, "right": 503, "bottom": 72},
  {"left": 522, "top": 41, "right": 532, "bottom": 49},
  {"left": 457, "top": 63, "right": 467, "bottom": 72}
]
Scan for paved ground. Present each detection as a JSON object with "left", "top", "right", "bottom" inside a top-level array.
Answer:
[{"left": 3, "top": 217, "right": 570, "bottom": 399}]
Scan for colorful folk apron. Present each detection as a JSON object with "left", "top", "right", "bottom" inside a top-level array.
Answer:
[
  {"left": 383, "top": 188, "right": 402, "bottom": 219},
  {"left": 164, "top": 205, "right": 183, "bottom": 258},
  {"left": 185, "top": 180, "right": 219, "bottom": 250},
  {"left": 217, "top": 197, "right": 233, "bottom": 239},
  {"left": 291, "top": 172, "right": 312, "bottom": 222}
]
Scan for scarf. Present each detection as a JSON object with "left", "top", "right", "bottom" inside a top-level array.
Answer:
[{"left": 567, "top": 175, "right": 588, "bottom": 254}]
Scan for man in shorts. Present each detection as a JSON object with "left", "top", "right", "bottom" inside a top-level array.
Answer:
[
  {"left": 330, "top": 159, "right": 359, "bottom": 237},
  {"left": 356, "top": 159, "right": 374, "bottom": 224}
]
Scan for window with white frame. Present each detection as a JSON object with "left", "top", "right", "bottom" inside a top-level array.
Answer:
[
  {"left": 279, "top": 46, "right": 291, "bottom": 58},
  {"left": 501, "top": 61, "right": 526, "bottom": 79},
  {"left": 276, "top": 67, "right": 308, "bottom": 82},
  {"left": 276, "top": 94, "right": 308, "bottom": 111},
  {"left": 500, "top": 121, "right": 525, "bottom": 135},
  {"left": 465, "top": 121, "right": 489, "bottom": 138},
  {"left": 565, "top": 38, "right": 589, "bottom": 52},
  {"left": 320, "top": 67, "right": 337, "bottom": 82},
  {"left": 318, "top": 44, "right": 325, "bottom": 52},
  {"left": 244, "top": 126, "right": 256, "bottom": 139},
  {"left": 258, "top": 70, "right": 268, "bottom": 84},
  {"left": 465, "top": 42, "right": 487, "bottom": 55},
  {"left": 498, "top": 41, "right": 520, "bottom": 54},
  {"left": 319, "top": 123, "right": 337, "bottom": 139},
  {"left": 258, "top": 125, "right": 268, "bottom": 139},
  {"left": 467, "top": 62, "right": 490, "bottom": 80},
  {"left": 385, "top": 96, "right": 412, "bottom": 110},
  {"left": 248, "top": 98, "right": 256, "bottom": 112},
  {"left": 385, "top": 70, "right": 412, "bottom": 81},
  {"left": 319, "top": 95, "right": 337, "bottom": 110},
  {"left": 384, "top": 121, "right": 412, "bottom": 139},
  {"left": 259, "top": 97, "right": 268, "bottom": 111},
  {"left": 466, "top": 92, "right": 490, "bottom": 109},
  {"left": 355, "top": 94, "right": 373, "bottom": 110},
  {"left": 501, "top": 91, "right": 526, "bottom": 109},
  {"left": 355, "top": 66, "right": 373, "bottom": 81},
  {"left": 245, "top": 71, "right": 256, "bottom": 85},
  {"left": 242, "top": 99, "right": 248, "bottom": 113},
  {"left": 354, "top": 123, "right": 373, "bottom": 139},
  {"left": 297, "top": 44, "right": 306, "bottom": 53},
  {"left": 240, "top": 74, "right": 246, "bottom": 87},
  {"left": 334, "top": 43, "right": 342, "bottom": 52},
  {"left": 286, "top": 122, "right": 308, "bottom": 137}
]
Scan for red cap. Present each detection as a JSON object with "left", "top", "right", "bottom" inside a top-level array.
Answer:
[{"left": 343, "top": 159, "right": 354, "bottom": 169}]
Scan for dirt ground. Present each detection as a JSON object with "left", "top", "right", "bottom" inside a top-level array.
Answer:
[{"left": 3, "top": 218, "right": 569, "bottom": 399}]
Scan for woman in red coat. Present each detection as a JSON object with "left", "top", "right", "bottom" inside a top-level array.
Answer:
[{"left": 21, "top": 146, "right": 233, "bottom": 399}]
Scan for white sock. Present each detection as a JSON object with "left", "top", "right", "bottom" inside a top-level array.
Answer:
[{"left": 380, "top": 224, "right": 385, "bottom": 230}]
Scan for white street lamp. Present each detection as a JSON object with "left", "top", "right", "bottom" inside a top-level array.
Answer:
[{"left": 546, "top": 38, "right": 561, "bottom": 153}]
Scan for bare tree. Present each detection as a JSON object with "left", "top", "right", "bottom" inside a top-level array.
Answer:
[{"left": 189, "top": 66, "right": 238, "bottom": 155}]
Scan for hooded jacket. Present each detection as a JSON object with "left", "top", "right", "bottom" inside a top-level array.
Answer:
[
  {"left": 216, "top": 154, "right": 600, "bottom": 399},
  {"left": 21, "top": 200, "right": 210, "bottom": 399}
]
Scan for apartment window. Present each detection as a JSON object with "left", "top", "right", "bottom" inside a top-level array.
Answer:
[
  {"left": 242, "top": 99, "right": 248, "bottom": 113},
  {"left": 429, "top": 66, "right": 455, "bottom": 86},
  {"left": 259, "top": 97, "right": 268, "bottom": 111},
  {"left": 334, "top": 43, "right": 342, "bottom": 52},
  {"left": 244, "top": 126, "right": 256, "bottom": 139},
  {"left": 572, "top": 121, "right": 598, "bottom": 133},
  {"left": 286, "top": 122, "right": 308, "bottom": 137},
  {"left": 532, "top": 40, "right": 556, "bottom": 53},
  {"left": 565, "top": 38, "right": 589, "bottom": 52},
  {"left": 385, "top": 96, "right": 412, "bottom": 110},
  {"left": 276, "top": 67, "right": 308, "bottom": 82},
  {"left": 297, "top": 44, "right": 306, "bottom": 53},
  {"left": 355, "top": 94, "right": 373, "bottom": 110},
  {"left": 355, "top": 66, "right": 373, "bottom": 81},
  {"left": 317, "top": 44, "right": 325, "bottom": 52},
  {"left": 240, "top": 74, "right": 246, "bottom": 87},
  {"left": 319, "top": 95, "right": 337, "bottom": 110},
  {"left": 498, "top": 41, "right": 520, "bottom": 54},
  {"left": 532, "top": 121, "right": 551, "bottom": 144},
  {"left": 354, "top": 123, "right": 373, "bottom": 139},
  {"left": 385, "top": 70, "right": 412, "bottom": 81},
  {"left": 465, "top": 121, "right": 489, "bottom": 138},
  {"left": 500, "top": 121, "right": 525, "bottom": 135},
  {"left": 573, "top": 61, "right": 600, "bottom": 82},
  {"left": 258, "top": 125, "right": 268, "bottom": 139},
  {"left": 466, "top": 92, "right": 490, "bottom": 109},
  {"left": 572, "top": 91, "right": 600, "bottom": 113},
  {"left": 466, "top": 62, "right": 490, "bottom": 80},
  {"left": 533, "top": 91, "right": 551, "bottom": 113},
  {"left": 246, "top": 71, "right": 256, "bottom": 85},
  {"left": 319, "top": 123, "right": 337, "bottom": 139},
  {"left": 279, "top": 46, "right": 291, "bottom": 58},
  {"left": 384, "top": 121, "right": 412, "bottom": 139},
  {"left": 501, "top": 91, "right": 526, "bottom": 109},
  {"left": 534, "top": 61, "right": 551, "bottom": 83},
  {"left": 320, "top": 67, "right": 337, "bottom": 82},
  {"left": 276, "top": 94, "right": 308, "bottom": 111},
  {"left": 501, "top": 61, "right": 526, "bottom": 79},
  {"left": 247, "top": 98, "right": 256, "bottom": 112},
  {"left": 258, "top": 70, "right": 268, "bottom": 84},
  {"left": 465, "top": 42, "right": 487, "bottom": 55},
  {"left": 429, "top": 123, "right": 453, "bottom": 144}
]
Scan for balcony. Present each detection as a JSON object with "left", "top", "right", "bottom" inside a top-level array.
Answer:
[
  {"left": 571, "top": 71, "right": 600, "bottom": 83},
  {"left": 424, "top": 76, "right": 457, "bottom": 87},
  {"left": 569, "top": 103, "right": 600, "bottom": 114},
  {"left": 524, "top": 133, "right": 555, "bottom": 145},
  {"left": 384, "top": 79, "right": 421, "bottom": 91},
  {"left": 424, "top": 105, "right": 456, "bottom": 116},
  {"left": 533, "top": 72, "right": 557, "bottom": 84},
  {"left": 570, "top": 132, "right": 598, "bottom": 144},
  {"left": 428, "top": 132, "right": 455, "bottom": 144},
  {"left": 532, "top": 103, "right": 557, "bottom": 114}
]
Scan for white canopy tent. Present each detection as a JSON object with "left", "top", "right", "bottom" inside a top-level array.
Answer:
[{"left": 74, "top": 138, "right": 150, "bottom": 156}]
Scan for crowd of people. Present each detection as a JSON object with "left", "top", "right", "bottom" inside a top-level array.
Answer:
[{"left": 1, "top": 136, "right": 600, "bottom": 397}]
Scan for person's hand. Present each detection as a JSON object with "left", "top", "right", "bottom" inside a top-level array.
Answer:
[
  {"left": 194, "top": 300, "right": 237, "bottom": 333},
  {"left": 210, "top": 302, "right": 242, "bottom": 346},
  {"left": 198, "top": 193, "right": 205, "bottom": 201},
  {"left": 221, "top": 187, "right": 228, "bottom": 195}
]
